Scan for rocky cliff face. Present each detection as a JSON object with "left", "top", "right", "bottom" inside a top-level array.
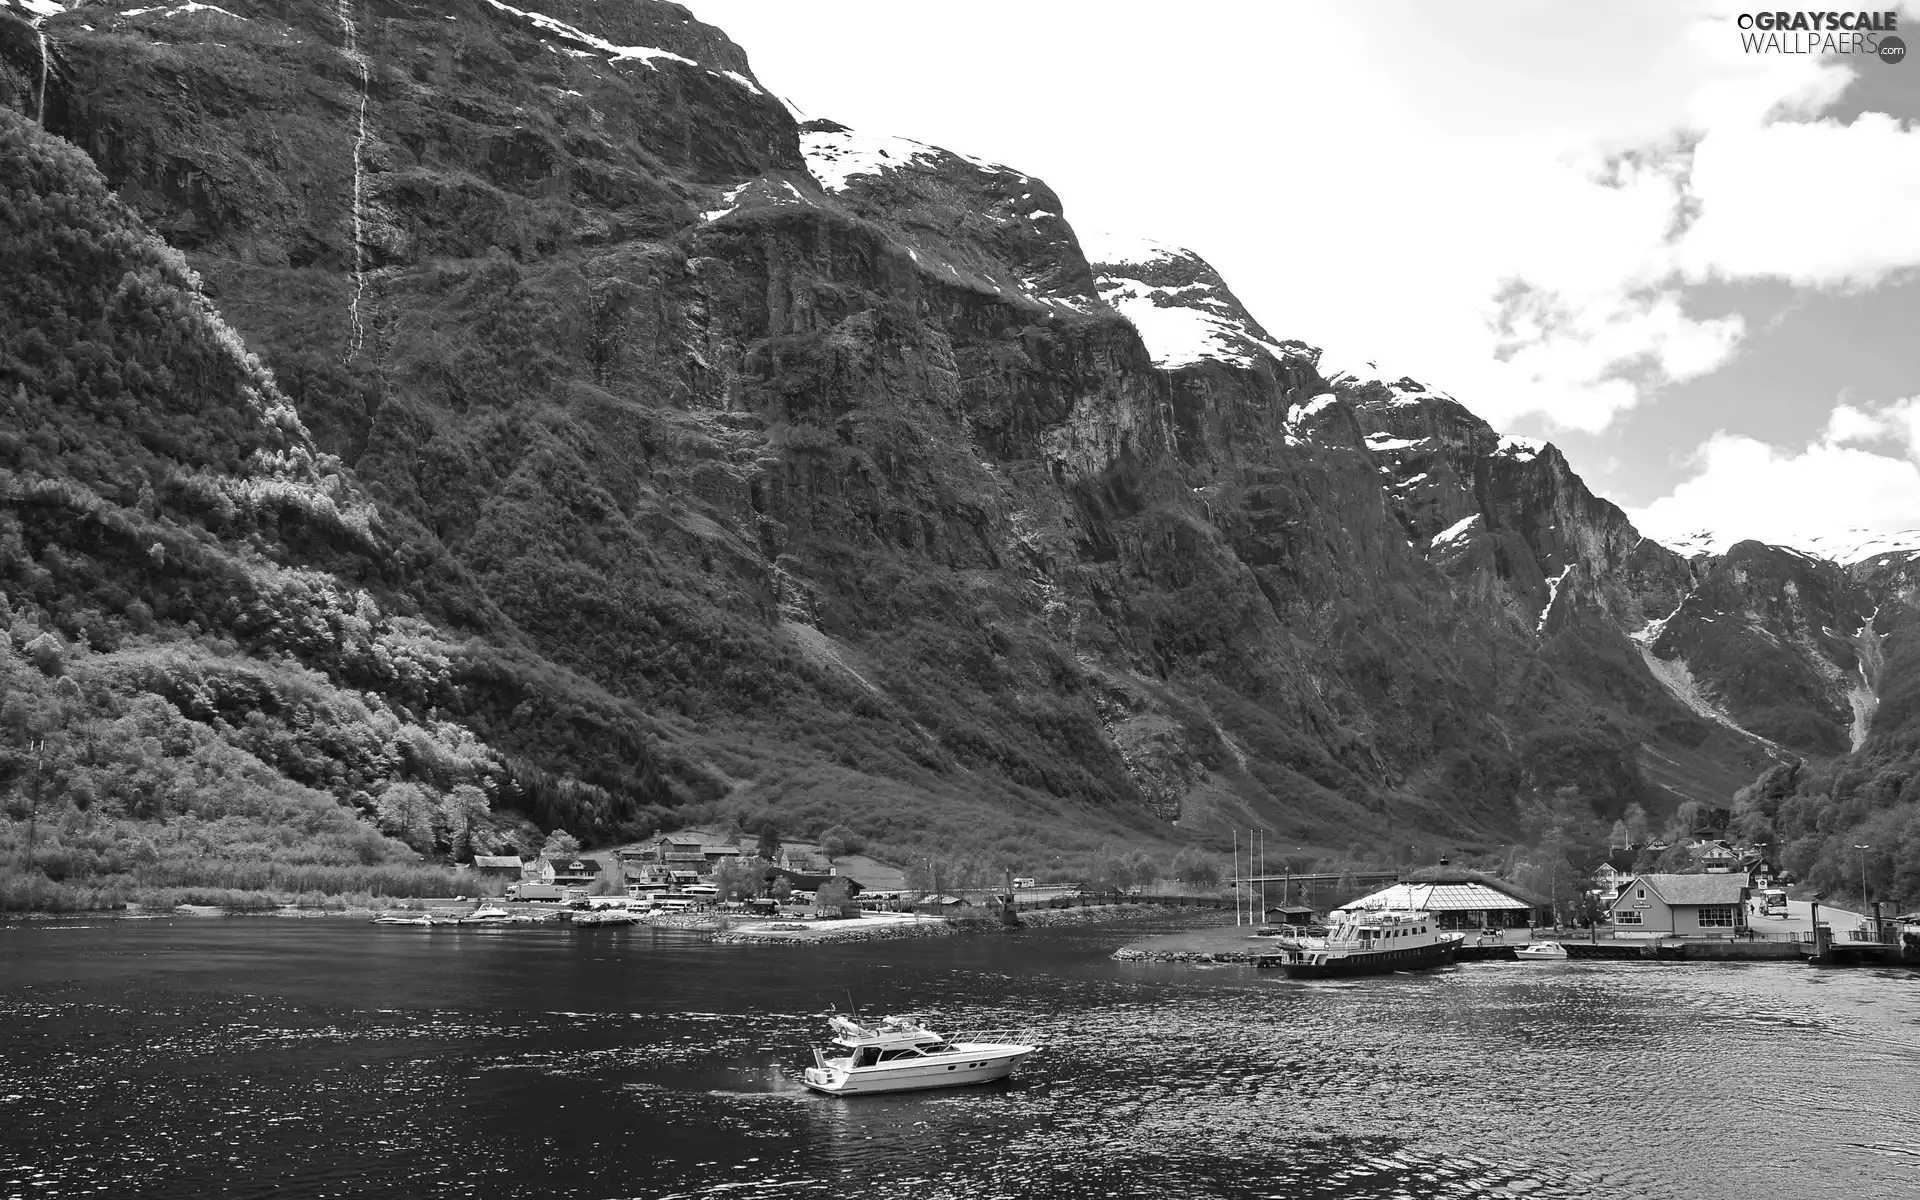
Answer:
[{"left": 4, "top": 0, "right": 1910, "bottom": 878}]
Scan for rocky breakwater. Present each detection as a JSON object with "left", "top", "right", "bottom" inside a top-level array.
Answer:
[{"left": 711, "top": 903, "right": 1207, "bottom": 945}]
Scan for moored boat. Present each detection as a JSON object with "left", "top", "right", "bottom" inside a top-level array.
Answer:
[
  {"left": 801, "top": 1015, "right": 1036, "bottom": 1095},
  {"left": 1269, "top": 908, "right": 1463, "bottom": 979},
  {"left": 458, "top": 906, "right": 516, "bottom": 925},
  {"left": 371, "top": 913, "right": 437, "bottom": 926},
  {"left": 1514, "top": 940, "right": 1569, "bottom": 960}
]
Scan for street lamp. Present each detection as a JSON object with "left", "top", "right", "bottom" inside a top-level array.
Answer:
[{"left": 1854, "top": 844, "right": 1871, "bottom": 911}]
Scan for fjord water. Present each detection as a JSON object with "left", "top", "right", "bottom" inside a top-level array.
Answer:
[{"left": 2, "top": 917, "right": 1915, "bottom": 1200}]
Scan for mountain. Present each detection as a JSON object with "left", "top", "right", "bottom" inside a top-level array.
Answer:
[{"left": 0, "top": 0, "right": 1911, "bottom": 904}]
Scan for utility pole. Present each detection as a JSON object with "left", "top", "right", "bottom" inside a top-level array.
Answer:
[
  {"left": 1233, "top": 830, "right": 1241, "bottom": 926},
  {"left": 1256, "top": 830, "right": 1264, "bottom": 926},
  {"left": 25, "top": 739, "right": 43, "bottom": 869},
  {"left": 1854, "top": 844, "right": 1871, "bottom": 912}
]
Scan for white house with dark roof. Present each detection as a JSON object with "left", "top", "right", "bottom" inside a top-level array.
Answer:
[{"left": 1608, "top": 873, "right": 1750, "bottom": 936}]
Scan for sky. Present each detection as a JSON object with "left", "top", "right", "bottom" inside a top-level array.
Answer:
[{"left": 689, "top": 0, "right": 1920, "bottom": 550}]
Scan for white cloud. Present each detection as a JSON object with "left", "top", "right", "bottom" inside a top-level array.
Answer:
[
  {"left": 1676, "top": 113, "right": 1920, "bottom": 288},
  {"left": 1632, "top": 398, "right": 1920, "bottom": 545}
]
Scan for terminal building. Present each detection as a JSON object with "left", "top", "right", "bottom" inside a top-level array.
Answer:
[{"left": 1336, "top": 871, "right": 1548, "bottom": 945}]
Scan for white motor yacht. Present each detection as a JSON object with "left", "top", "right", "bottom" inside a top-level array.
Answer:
[{"left": 801, "top": 1015, "right": 1036, "bottom": 1095}]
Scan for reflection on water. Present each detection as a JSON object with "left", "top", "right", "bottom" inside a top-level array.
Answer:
[{"left": 1, "top": 918, "right": 1916, "bottom": 1199}]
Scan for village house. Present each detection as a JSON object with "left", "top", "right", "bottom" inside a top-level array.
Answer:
[
  {"left": 1338, "top": 872, "right": 1548, "bottom": 944},
  {"left": 1591, "top": 863, "right": 1633, "bottom": 902},
  {"left": 916, "top": 893, "right": 972, "bottom": 913},
  {"left": 1608, "top": 873, "right": 1750, "bottom": 936},
  {"left": 524, "top": 856, "right": 604, "bottom": 889},
  {"left": 471, "top": 854, "right": 523, "bottom": 881},
  {"left": 1691, "top": 840, "right": 1742, "bottom": 873},
  {"left": 764, "top": 867, "right": 859, "bottom": 899}
]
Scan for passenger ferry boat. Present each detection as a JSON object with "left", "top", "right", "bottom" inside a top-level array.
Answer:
[
  {"left": 1271, "top": 908, "right": 1464, "bottom": 979},
  {"left": 801, "top": 1015, "right": 1036, "bottom": 1095}
]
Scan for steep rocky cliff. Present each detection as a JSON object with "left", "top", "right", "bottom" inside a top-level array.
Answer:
[{"left": 2, "top": 0, "right": 1909, "bottom": 891}]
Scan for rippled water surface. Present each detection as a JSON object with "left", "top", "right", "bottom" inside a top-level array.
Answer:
[{"left": 2, "top": 916, "right": 1917, "bottom": 1200}]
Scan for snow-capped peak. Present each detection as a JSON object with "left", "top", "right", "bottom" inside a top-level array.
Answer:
[{"left": 1081, "top": 230, "right": 1304, "bottom": 372}]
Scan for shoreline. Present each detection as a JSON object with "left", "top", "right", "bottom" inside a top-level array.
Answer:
[{"left": 712, "top": 903, "right": 1211, "bottom": 945}]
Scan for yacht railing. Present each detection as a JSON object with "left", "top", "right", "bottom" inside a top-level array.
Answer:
[{"left": 945, "top": 1027, "right": 1041, "bottom": 1046}]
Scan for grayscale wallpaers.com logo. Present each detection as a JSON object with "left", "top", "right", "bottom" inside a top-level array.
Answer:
[{"left": 1736, "top": 10, "right": 1906, "bottom": 62}]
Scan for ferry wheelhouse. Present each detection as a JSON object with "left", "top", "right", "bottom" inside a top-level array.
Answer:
[
  {"left": 801, "top": 1015, "right": 1036, "bottom": 1095},
  {"left": 1272, "top": 908, "right": 1464, "bottom": 979}
]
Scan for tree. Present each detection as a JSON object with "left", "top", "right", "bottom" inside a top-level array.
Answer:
[
  {"left": 755, "top": 821, "right": 783, "bottom": 865},
  {"left": 1623, "top": 803, "right": 1651, "bottom": 845},
  {"left": 1171, "top": 848, "right": 1222, "bottom": 887},
  {"left": 541, "top": 829, "right": 582, "bottom": 860},
  {"left": 1608, "top": 820, "right": 1630, "bottom": 849},
  {"left": 438, "top": 784, "right": 490, "bottom": 861},
  {"left": 819, "top": 823, "right": 859, "bottom": 862},
  {"left": 710, "top": 856, "right": 763, "bottom": 901},
  {"left": 374, "top": 782, "right": 437, "bottom": 852},
  {"left": 1670, "top": 800, "right": 1707, "bottom": 841}
]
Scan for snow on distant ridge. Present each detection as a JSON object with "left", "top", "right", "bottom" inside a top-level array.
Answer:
[{"left": 1642, "top": 526, "right": 1920, "bottom": 564}]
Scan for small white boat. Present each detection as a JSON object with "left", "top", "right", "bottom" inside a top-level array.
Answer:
[
  {"left": 1515, "top": 941, "right": 1569, "bottom": 960},
  {"left": 802, "top": 1015, "right": 1036, "bottom": 1095},
  {"left": 372, "top": 913, "right": 436, "bottom": 926},
  {"left": 458, "top": 906, "right": 515, "bottom": 925}
]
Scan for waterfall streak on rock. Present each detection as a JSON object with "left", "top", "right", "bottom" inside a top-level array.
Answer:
[
  {"left": 335, "top": 0, "right": 371, "bottom": 359},
  {"left": 32, "top": 21, "right": 49, "bottom": 125}
]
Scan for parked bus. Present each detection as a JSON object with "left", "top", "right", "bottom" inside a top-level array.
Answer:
[{"left": 1761, "top": 888, "right": 1788, "bottom": 917}]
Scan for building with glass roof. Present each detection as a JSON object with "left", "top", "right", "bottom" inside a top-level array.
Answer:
[{"left": 1335, "top": 872, "right": 1549, "bottom": 944}]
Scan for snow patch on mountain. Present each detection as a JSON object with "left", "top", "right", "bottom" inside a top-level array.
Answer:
[
  {"left": 121, "top": 2, "right": 245, "bottom": 17},
  {"left": 1096, "top": 280, "right": 1275, "bottom": 369},
  {"left": 1539, "top": 563, "right": 1574, "bottom": 632},
  {"left": 1082, "top": 233, "right": 1299, "bottom": 370},
  {"left": 1850, "top": 607, "right": 1883, "bottom": 751},
  {"left": 1431, "top": 513, "right": 1481, "bottom": 549},
  {"left": 475, "top": 0, "right": 760, "bottom": 92},
  {"left": 1495, "top": 435, "right": 1541, "bottom": 461},
  {"left": 799, "top": 124, "right": 1022, "bottom": 193},
  {"left": 801, "top": 127, "right": 939, "bottom": 192},
  {"left": 1365, "top": 432, "right": 1427, "bottom": 452}
]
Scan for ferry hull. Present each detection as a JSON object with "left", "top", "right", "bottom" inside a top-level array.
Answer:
[
  {"left": 802, "top": 1047, "right": 1033, "bottom": 1095},
  {"left": 1279, "top": 936, "right": 1461, "bottom": 979}
]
